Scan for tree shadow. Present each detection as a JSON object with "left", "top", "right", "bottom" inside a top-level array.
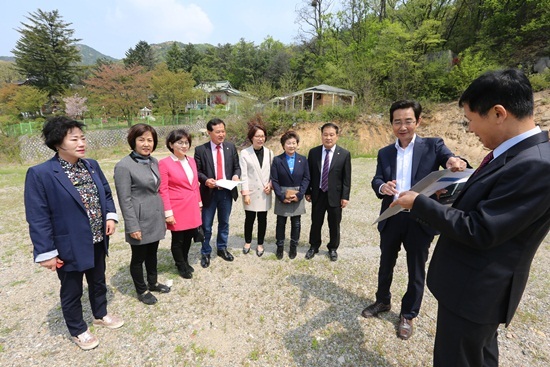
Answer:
[{"left": 284, "top": 274, "right": 392, "bottom": 367}]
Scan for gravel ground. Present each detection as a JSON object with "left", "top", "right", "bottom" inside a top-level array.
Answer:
[{"left": 0, "top": 157, "right": 548, "bottom": 367}]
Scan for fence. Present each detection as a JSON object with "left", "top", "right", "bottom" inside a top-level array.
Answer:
[{"left": 18, "top": 119, "right": 208, "bottom": 163}]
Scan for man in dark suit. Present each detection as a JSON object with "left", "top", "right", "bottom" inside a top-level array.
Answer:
[
  {"left": 305, "top": 122, "right": 352, "bottom": 261},
  {"left": 194, "top": 118, "right": 241, "bottom": 268},
  {"left": 362, "top": 100, "right": 467, "bottom": 341},
  {"left": 394, "top": 69, "right": 550, "bottom": 366}
]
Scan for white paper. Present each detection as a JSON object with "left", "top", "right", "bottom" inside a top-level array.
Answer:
[
  {"left": 373, "top": 169, "right": 473, "bottom": 224},
  {"left": 215, "top": 179, "right": 246, "bottom": 190}
]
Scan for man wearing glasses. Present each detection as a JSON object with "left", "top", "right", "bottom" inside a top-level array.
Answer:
[{"left": 361, "top": 100, "right": 467, "bottom": 340}]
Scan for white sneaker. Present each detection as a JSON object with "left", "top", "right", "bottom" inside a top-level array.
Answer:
[
  {"left": 92, "top": 314, "right": 124, "bottom": 329},
  {"left": 73, "top": 329, "right": 99, "bottom": 350}
]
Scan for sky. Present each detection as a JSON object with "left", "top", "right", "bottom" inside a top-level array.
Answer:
[{"left": 1, "top": 0, "right": 310, "bottom": 59}]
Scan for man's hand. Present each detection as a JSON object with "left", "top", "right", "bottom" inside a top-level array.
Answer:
[
  {"left": 205, "top": 178, "right": 217, "bottom": 188},
  {"left": 341, "top": 199, "right": 349, "bottom": 209},
  {"left": 446, "top": 157, "right": 467, "bottom": 172},
  {"left": 305, "top": 194, "right": 311, "bottom": 202},
  {"left": 381, "top": 180, "right": 399, "bottom": 196},
  {"left": 390, "top": 191, "right": 419, "bottom": 210}
]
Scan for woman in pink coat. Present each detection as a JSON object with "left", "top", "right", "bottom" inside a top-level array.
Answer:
[{"left": 158, "top": 129, "right": 202, "bottom": 279}]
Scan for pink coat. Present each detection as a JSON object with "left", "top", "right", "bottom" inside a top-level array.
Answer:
[{"left": 158, "top": 155, "right": 202, "bottom": 231}]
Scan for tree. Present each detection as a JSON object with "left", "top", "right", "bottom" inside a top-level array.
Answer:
[
  {"left": 12, "top": 9, "right": 81, "bottom": 97},
  {"left": 296, "top": 0, "right": 335, "bottom": 56},
  {"left": 63, "top": 94, "right": 88, "bottom": 119},
  {"left": 181, "top": 43, "right": 203, "bottom": 73},
  {"left": 0, "top": 84, "right": 48, "bottom": 117},
  {"left": 150, "top": 63, "right": 199, "bottom": 116},
  {"left": 84, "top": 64, "right": 151, "bottom": 124},
  {"left": 0, "top": 61, "right": 24, "bottom": 87},
  {"left": 123, "top": 41, "right": 156, "bottom": 71},
  {"left": 166, "top": 42, "right": 184, "bottom": 72}
]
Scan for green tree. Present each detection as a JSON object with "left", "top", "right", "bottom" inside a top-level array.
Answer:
[
  {"left": 0, "top": 61, "right": 24, "bottom": 86},
  {"left": 12, "top": 9, "right": 81, "bottom": 97},
  {"left": 123, "top": 40, "right": 157, "bottom": 71},
  {"left": 84, "top": 64, "right": 152, "bottom": 124},
  {"left": 166, "top": 42, "right": 184, "bottom": 72},
  {"left": 0, "top": 84, "right": 48, "bottom": 117},
  {"left": 181, "top": 43, "right": 203, "bottom": 73},
  {"left": 150, "top": 63, "right": 200, "bottom": 116}
]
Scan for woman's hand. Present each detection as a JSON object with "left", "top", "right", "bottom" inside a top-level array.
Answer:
[
  {"left": 40, "top": 257, "right": 64, "bottom": 271},
  {"left": 244, "top": 195, "right": 251, "bottom": 205},
  {"left": 166, "top": 216, "right": 176, "bottom": 225},
  {"left": 129, "top": 231, "right": 142, "bottom": 241},
  {"left": 105, "top": 219, "right": 116, "bottom": 236}
]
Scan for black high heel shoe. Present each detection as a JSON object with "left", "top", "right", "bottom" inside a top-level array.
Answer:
[{"left": 256, "top": 245, "right": 264, "bottom": 257}]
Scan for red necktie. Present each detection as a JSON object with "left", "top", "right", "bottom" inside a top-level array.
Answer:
[
  {"left": 473, "top": 151, "right": 494, "bottom": 175},
  {"left": 321, "top": 149, "right": 330, "bottom": 192},
  {"left": 216, "top": 145, "right": 223, "bottom": 180}
]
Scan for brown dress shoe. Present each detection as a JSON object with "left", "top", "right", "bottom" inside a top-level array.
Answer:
[
  {"left": 361, "top": 302, "right": 391, "bottom": 318},
  {"left": 398, "top": 315, "right": 413, "bottom": 340}
]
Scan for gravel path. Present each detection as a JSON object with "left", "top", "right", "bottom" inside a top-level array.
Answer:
[{"left": 0, "top": 157, "right": 548, "bottom": 367}]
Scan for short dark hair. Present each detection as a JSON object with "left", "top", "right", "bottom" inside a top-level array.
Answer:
[
  {"left": 459, "top": 68, "right": 534, "bottom": 119},
  {"left": 165, "top": 129, "right": 193, "bottom": 153},
  {"left": 127, "top": 123, "right": 158, "bottom": 151},
  {"left": 206, "top": 117, "right": 225, "bottom": 131},
  {"left": 389, "top": 100, "right": 422, "bottom": 123},
  {"left": 321, "top": 122, "right": 339, "bottom": 134},
  {"left": 247, "top": 124, "right": 267, "bottom": 142},
  {"left": 280, "top": 130, "right": 300, "bottom": 147},
  {"left": 42, "top": 116, "right": 86, "bottom": 151}
]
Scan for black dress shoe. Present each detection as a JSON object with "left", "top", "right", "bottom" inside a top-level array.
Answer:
[
  {"left": 361, "top": 302, "right": 391, "bottom": 318},
  {"left": 276, "top": 246, "right": 284, "bottom": 260},
  {"left": 328, "top": 250, "right": 338, "bottom": 261},
  {"left": 185, "top": 262, "right": 194, "bottom": 273},
  {"left": 138, "top": 291, "right": 157, "bottom": 305},
  {"left": 148, "top": 283, "right": 171, "bottom": 293},
  {"left": 201, "top": 254, "right": 211, "bottom": 268},
  {"left": 305, "top": 247, "right": 318, "bottom": 260},
  {"left": 217, "top": 249, "right": 234, "bottom": 261},
  {"left": 256, "top": 245, "right": 264, "bottom": 257},
  {"left": 289, "top": 246, "right": 297, "bottom": 259},
  {"left": 243, "top": 245, "right": 251, "bottom": 254}
]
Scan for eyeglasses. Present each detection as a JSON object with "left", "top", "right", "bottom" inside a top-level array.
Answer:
[
  {"left": 392, "top": 120, "right": 416, "bottom": 127},
  {"left": 253, "top": 135, "right": 265, "bottom": 139},
  {"left": 174, "top": 140, "right": 189, "bottom": 146}
]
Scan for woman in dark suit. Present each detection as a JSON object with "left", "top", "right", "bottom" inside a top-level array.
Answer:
[
  {"left": 270, "top": 130, "right": 310, "bottom": 260},
  {"left": 114, "top": 123, "right": 170, "bottom": 306},
  {"left": 24, "top": 116, "right": 123, "bottom": 351}
]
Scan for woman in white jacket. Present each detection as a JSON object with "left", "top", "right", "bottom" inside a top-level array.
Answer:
[{"left": 239, "top": 121, "right": 273, "bottom": 257}]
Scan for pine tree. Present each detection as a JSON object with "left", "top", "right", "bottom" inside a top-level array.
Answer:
[
  {"left": 123, "top": 41, "right": 157, "bottom": 71},
  {"left": 12, "top": 9, "right": 81, "bottom": 97}
]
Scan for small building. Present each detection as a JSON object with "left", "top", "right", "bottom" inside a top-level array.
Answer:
[
  {"left": 195, "top": 80, "right": 252, "bottom": 111},
  {"left": 139, "top": 106, "right": 152, "bottom": 119},
  {"left": 270, "top": 84, "right": 356, "bottom": 112}
]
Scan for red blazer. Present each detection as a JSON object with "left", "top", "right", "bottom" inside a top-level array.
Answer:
[{"left": 158, "top": 155, "right": 202, "bottom": 231}]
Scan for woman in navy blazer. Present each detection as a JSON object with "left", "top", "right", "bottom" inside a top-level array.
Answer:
[
  {"left": 270, "top": 130, "right": 310, "bottom": 260},
  {"left": 24, "top": 117, "right": 123, "bottom": 350}
]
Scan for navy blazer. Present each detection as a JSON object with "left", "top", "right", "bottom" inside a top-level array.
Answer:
[
  {"left": 371, "top": 136, "right": 455, "bottom": 232},
  {"left": 415, "top": 131, "right": 550, "bottom": 326},
  {"left": 24, "top": 156, "right": 117, "bottom": 272},
  {"left": 306, "top": 145, "right": 352, "bottom": 207},
  {"left": 270, "top": 152, "right": 310, "bottom": 203},
  {"left": 194, "top": 141, "right": 241, "bottom": 205}
]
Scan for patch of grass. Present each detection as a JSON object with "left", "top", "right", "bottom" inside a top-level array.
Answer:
[
  {"left": 248, "top": 348, "right": 260, "bottom": 361},
  {"left": 9, "top": 280, "right": 26, "bottom": 287}
]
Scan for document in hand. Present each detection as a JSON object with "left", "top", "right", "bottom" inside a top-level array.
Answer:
[
  {"left": 373, "top": 169, "right": 474, "bottom": 224},
  {"left": 215, "top": 179, "right": 246, "bottom": 190}
]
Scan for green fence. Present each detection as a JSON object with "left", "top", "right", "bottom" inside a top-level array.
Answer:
[{"left": 5, "top": 110, "right": 209, "bottom": 137}]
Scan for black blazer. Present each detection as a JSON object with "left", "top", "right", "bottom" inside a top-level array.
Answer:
[
  {"left": 371, "top": 136, "right": 455, "bottom": 232},
  {"left": 306, "top": 145, "right": 352, "bottom": 207},
  {"left": 194, "top": 141, "right": 241, "bottom": 206},
  {"left": 414, "top": 131, "right": 550, "bottom": 326},
  {"left": 270, "top": 152, "right": 310, "bottom": 203}
]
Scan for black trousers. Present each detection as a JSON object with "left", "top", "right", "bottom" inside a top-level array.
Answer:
[
  {"left": 129, "top": 241, "right": 159, "bottom": 295},
  {"left": 56, "top": 242, "right": 108, "bottom": 337},
  {"left": 276, "top": 215, "right": 301, "bottom": 247},
  {"left": 434, "top": 303, "right": 499, "bottom": 367},
  {"left": 376, "top": 211, "right": 433, "bottom": 319},
  {"left": 308, "top": 191, "right": 342, "bottom": 250},
  {"left": 171, "top": 229, "right": 194, "bottom": 266},
  {"left": 244, "top": 210, "right": 267, "bottom": 244}
]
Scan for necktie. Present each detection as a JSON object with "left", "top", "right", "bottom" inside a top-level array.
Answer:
[
  {"left": 321, "top": 149, "right": 330, "bottom": 192},
  {"left": 216, "top": 145, "right": 223, "bottom": 180},
  {"left": 473, "top": 151, "right": 494, "bottom": 175}
]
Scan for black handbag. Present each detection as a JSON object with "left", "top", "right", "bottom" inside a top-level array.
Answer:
[{"left": 193, "top": 226, "right": 205, "bottom": 243}]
